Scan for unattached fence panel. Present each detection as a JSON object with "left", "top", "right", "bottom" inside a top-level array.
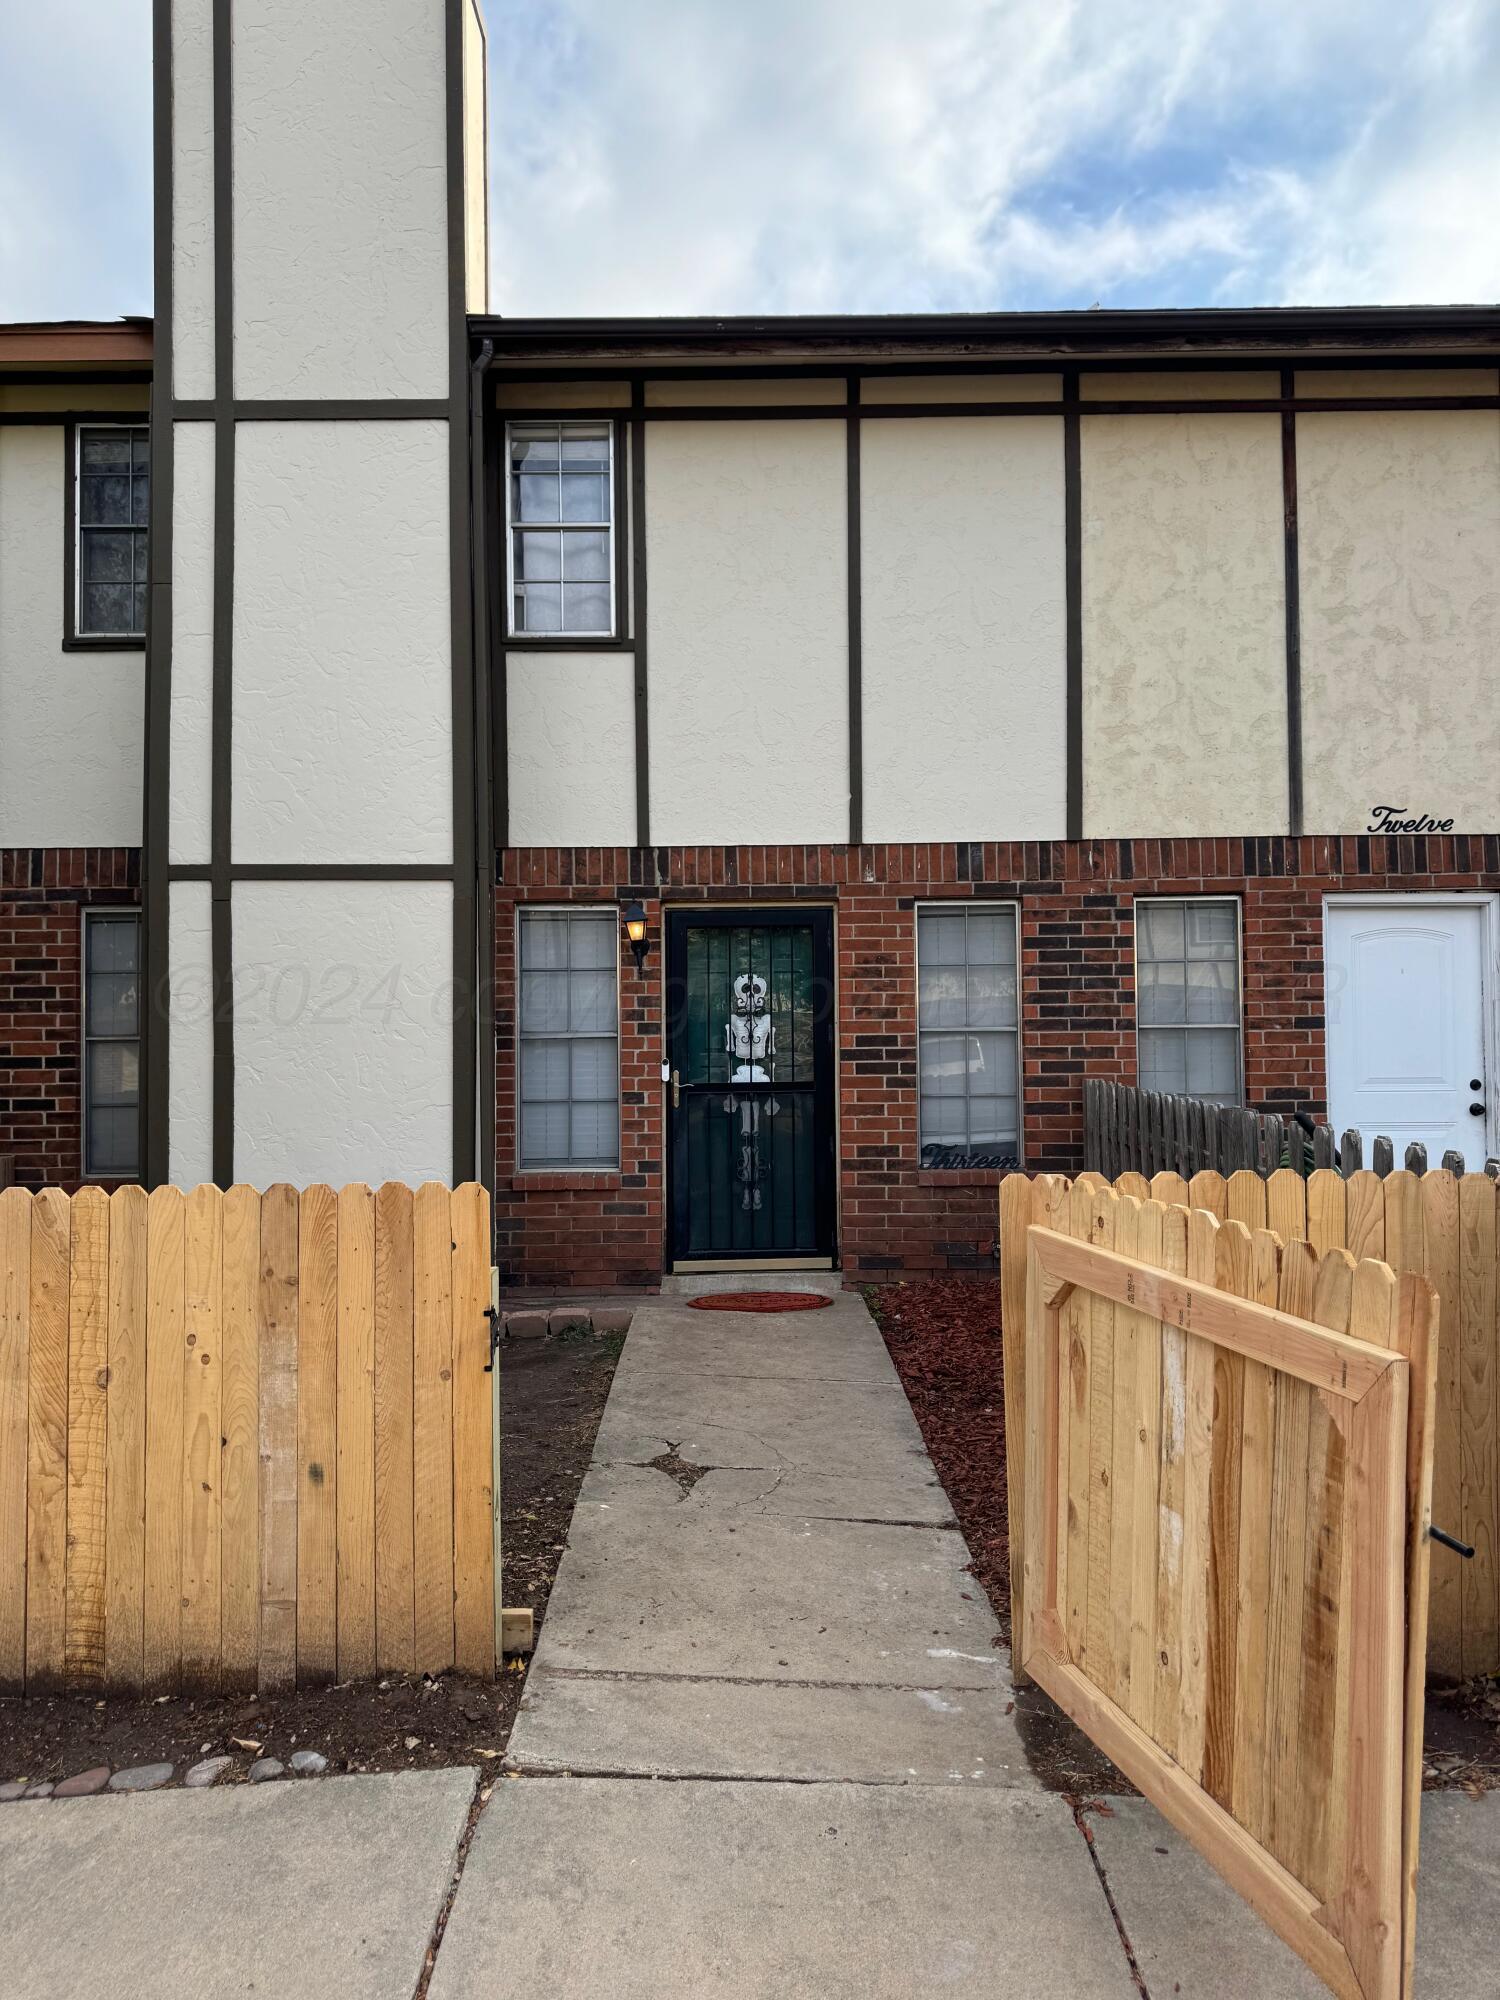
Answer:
[
  {"left": 1005, "top": 1165, "right": 1500, "bottom": 1675},
  {"left": 0, "top": 1182, "right": 494, "bottom": 1697},
  {"left": 1017, "top": 1189, "right": 1436, "bottom": 2000}
]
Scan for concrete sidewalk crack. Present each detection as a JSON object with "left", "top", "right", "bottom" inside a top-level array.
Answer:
[
  {"left": 1072, "top": 1800, "right": 1151, "bottom": 1999},
  {"left": 535, "top": 1665, "right": 1004, "bottom": 1693},
  {"left": 411, "top": 1769, "right": 491, "bottom": 2000}
]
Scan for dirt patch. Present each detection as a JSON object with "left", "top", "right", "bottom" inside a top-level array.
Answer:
[
  {"left": 1424, "top": 1674, "right": 1500, "bottom": 1793},
  {"left": 0, "top": 1323, "right": 622, "bottom": 1791},
  {"left": 869, "top": 1275, "right": 1500, "bottom": 1799}
]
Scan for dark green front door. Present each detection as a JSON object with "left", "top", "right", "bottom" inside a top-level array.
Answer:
[{"left": 666, "top": 910, "right": 836, "bottom": 1263}]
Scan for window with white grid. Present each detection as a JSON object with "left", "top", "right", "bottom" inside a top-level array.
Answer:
[
  {"left": 1136, "top": 898, "right": 1243, "bottom": 1105},
  {"left": 506, "top": 421, "right": 614, "bottom": 636},
  {"left": 916, "top": 904, "right": 1021, "bottom": 1159},
  {"left": 518, "top": 909, "right": 620, "bottom": 1168},
  {"left": 84, "top": 910, "right": 141, "bottom": 1177}
]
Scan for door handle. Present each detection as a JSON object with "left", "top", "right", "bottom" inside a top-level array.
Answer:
[
  {"left": 1470, "top": 1101, "right": 1486, "bottom": 1116},
  {"left": 671, "top": 1068, "right": 680, "bottom": 1109}
]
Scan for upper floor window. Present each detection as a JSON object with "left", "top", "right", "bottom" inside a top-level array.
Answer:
[
  {"left": 84, "top": 910, "right": 141, "bottom": 1178},
  {"left": 1136, "top": 897, "right": 1242, "bottom": 1105},
  {"left": 73, "top": 425, "right": 149, "bottom": 642},
  {"left": 916, "top": 903, "right": 1021, "bottom": 1165},
  {"left": 506, "top": 421, "right": 614, "bottom": 638}
]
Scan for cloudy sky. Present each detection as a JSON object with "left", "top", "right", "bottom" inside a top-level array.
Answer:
[{"left": 3, "top": 0, "right": 1497, "bottom": 323}]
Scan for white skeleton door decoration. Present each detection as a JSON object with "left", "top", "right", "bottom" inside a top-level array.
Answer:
[{"left": 724, "top": 971, "right": 779, "bottom": 1210}]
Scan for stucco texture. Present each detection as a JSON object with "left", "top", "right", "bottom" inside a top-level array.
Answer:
[
  {"left": 1081, "top": 371, "right": 1279, "bottom": 401},
  {"left": 1297, "top": 408, "right": 1500, "bottom": 832},
  {"left": 231, "top": 421, "right": 452, "bottom": 865},
  {"left": 861, "top": 375, "right": 1061, "bottom": 404},
  {"left": 231, "top": 0, "right": 448, "bottom": 399},
  {"left": 506, "top": 652, "right": 638, "bottom": 846},
  {"left": 169, "top": 422, "right": 214, "bottom": 866},
  {"left": 168, "top": 880, "right": 214, "bottom": 1189},
  {"left": 232, "top": 880, "right": 453, "bottom": 1187},
  {"left": 646, "top": 420, "right": 849, "bottom": 844},
  {"left": 860, "top": 416, "right": 1067, "bottom": 840},
  {"left": 171, "top": 0, "right": 215, "bottom": 402},
  {"left": 0, "top": 430, "right": 143, "bottom": 846},
  {"left": 1081, "top": 411, "right": 1288, "bottom": 838}
]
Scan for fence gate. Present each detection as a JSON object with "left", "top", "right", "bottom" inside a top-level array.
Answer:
[{"left": 1015, "top": 1179, "right": 1437, "bottom": 2000}]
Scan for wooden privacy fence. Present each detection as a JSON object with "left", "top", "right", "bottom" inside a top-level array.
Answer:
[
  {"left": 1017, "top": 1179, "right": 1436, "bottom": 2000},
  {"left": 1003, "top": 1164, "right": 1499, "bottom": 1679},
  {"left": 0, "top": 1181, "right": 495, "bottom": 1695},
  {"left": 1082, "top": 1075, "right": 1500, "bottom": 1182}
]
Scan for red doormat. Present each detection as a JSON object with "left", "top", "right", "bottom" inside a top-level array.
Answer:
[{"left": 687, "top": 1291, "right": 833, "bottom": 1313}]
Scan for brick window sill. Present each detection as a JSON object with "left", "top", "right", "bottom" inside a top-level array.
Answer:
[{"left": 503, "top": 1171, "right": 623, "bottom": 1193}]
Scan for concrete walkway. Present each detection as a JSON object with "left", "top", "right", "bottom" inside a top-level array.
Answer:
[{"left": 3, "top": 1291, "right": 1497, "bottom": 1997}]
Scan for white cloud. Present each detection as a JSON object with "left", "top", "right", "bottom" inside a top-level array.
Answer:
[
  {"left": 484, "top": 0, "right": 1500, "bottom": 313},
  {"left": 0, "top": 0, "right": 1492, "bottom": 323},
  {"left": 0, "top": 2, "right": 152, "bottom": 320}
]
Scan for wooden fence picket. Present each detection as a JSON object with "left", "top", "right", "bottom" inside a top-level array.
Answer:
[{"left": 0, "top": 1181, "right": 495, "bottom": 1698}]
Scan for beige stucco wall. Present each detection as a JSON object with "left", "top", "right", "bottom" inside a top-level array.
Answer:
[
  {"left": 168, "top": 422, "right": 214, "bottom": 866},
  {"left": 860, "top": 416, "right": 1067, "bottom": 840},
  {"left": 1082, "top": 412, "right": 1288, "bottom": 837},
  {"left": 463, "top": 0, "right": 488, "bottom": 313},
  {"left": 1297, "top": 408, "right": 1500, "bottom": 832},
  {"left": 231, "top": 0, "right": 449, "bottom": 399},
  {"left": 1082, "top": 372, "right": 1279, "bottom": 401},
  {"left": 0, "top": 386, "right": 149, "bottom": 414},
  {"left": 506, "top": 652, "right": 638, "bottom": 845},
  {"left": 0, "top": 428, "right": 143, "bottom": 845},
  {"left": 646, "top": 419, "right": 848, "bottom": 843},
  {"left": 645, "top": 378, "right": 845, "bottom": 407},
  {"left": 231, "top": 420, "right": 453, "bottom": 864},
  {"left": 1297, "top": 369, "right": 1500, "bottom": 399},
  {"left": 167, "top": 881, "right": 214, "bottom": 1188},
  {"left": 172, "top": 0, "right": 215, "bottom": 402},
  {"left": 861, "top": 374, "right": 1061, "bottom": 403},
  {"left": 495, "top": 380, "right": 630, "bottom": 409}
]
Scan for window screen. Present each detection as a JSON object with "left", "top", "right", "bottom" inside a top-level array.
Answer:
[
  {"left": 917, "top": 905, "right": 1020, "bottom": 1161},
  {"left": 518, "top": 909, "right": 620, "bottom": 1168},
  {"left": 84, "top": 911, "right": 141, "bottom": 1177},
  {"left": 507, "top": 422, "right": 614, "bottom": 636},
  {"left": 76, "top": 427, "right": 149, "bottom": 638},
  {"left": 1136, "top": 898, "right": 1242, "bottom": 1105}
]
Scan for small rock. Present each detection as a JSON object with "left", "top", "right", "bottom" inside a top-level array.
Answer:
[
  {"left": 53, "top": 1767, "right": 110, "bottom": 1798},
  {"left": 109, "top": 1763, "right": 174, "bottom": 1794},
  {"left": 289, "top": 1750, "right": 328, "bottom": 1776},
  {"left": 23, "top": 1781, "right": 55, "bottom": 1800},
  {"left": 184, "top": 1756, "right": 233, "bottom": 1789},
  {"left": 247, "top": 1758, "right": 285, "bottom": 1783},
  {"left": 404, "top": 1736, "right": 420, "bottom": 1751},
  {"left": 504, "top": 1310, "right": 548, "bottom": 1340},
  {"left": 592, "top": 1306, "right": 633, "bottom": 1335}
]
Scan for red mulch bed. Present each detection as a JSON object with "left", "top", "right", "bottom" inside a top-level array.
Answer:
[{"left": 868, "top": 1276, "right": 1011, "bottom": 1639}]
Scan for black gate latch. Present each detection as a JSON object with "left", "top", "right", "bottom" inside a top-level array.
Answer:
[
  {"left": 1429, "top": 1525, "right": 1476, "bottom": 1559},
  {"left": 482, "top": 1305, "right": 500, "bottom": 1372}
]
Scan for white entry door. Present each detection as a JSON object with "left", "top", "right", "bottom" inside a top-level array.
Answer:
[{"left": 1325, "top": 899, "right": 1492, "bottom": 1167}]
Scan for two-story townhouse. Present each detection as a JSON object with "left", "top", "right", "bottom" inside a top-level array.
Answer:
[{"left": 2, "top": 0, "right": 1498, "bottom": 1295}]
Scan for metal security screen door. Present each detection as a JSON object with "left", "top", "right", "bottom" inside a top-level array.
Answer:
[{"left": 666, "top": 911, "right": 836, "bottom": 1263}]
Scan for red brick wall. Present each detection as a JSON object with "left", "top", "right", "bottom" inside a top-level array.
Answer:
[
  {"left": 489, "top": 834, "right": 1500, "bottom": 1288},
  {"left": 0, "top": 849, "right": 141, "bottom": 1188}
]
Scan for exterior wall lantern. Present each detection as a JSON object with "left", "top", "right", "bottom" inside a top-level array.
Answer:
[{"left": 623, "top": 901, "right": 649, "bottom": 974}]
